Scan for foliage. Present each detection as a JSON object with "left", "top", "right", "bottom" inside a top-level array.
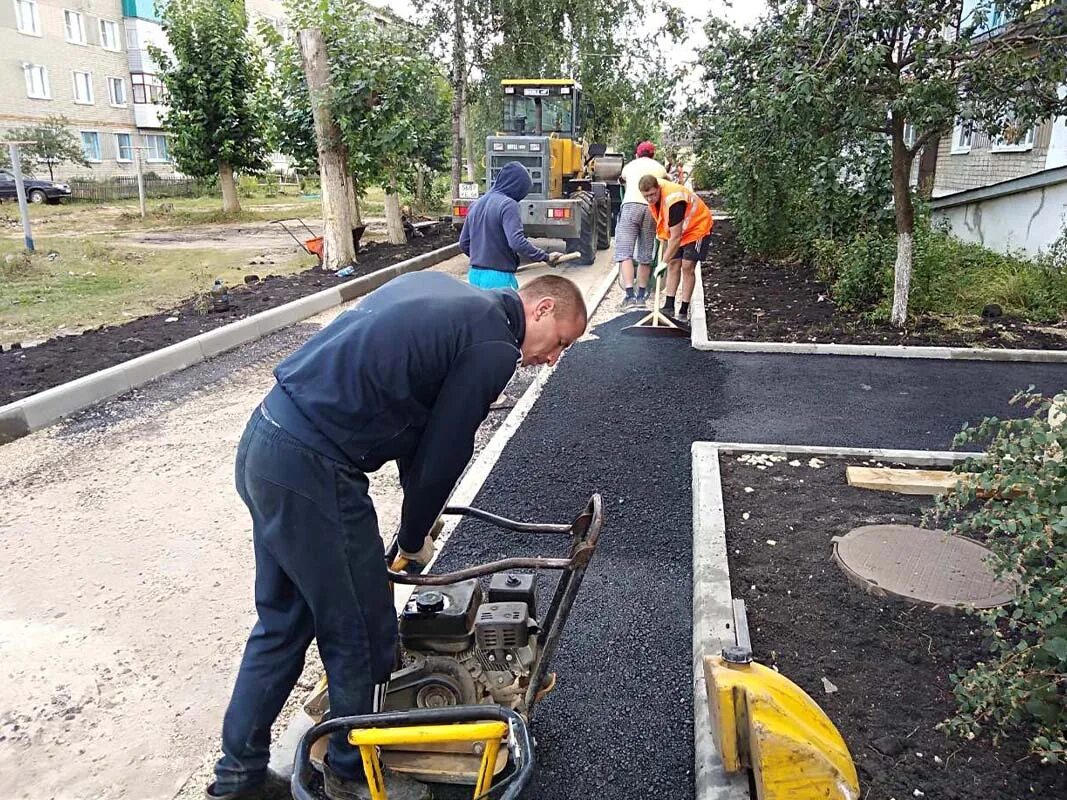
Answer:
[
  {"left": 153, "top": 0, "right": 270, "bottom": 180},
  {"left": 1, "top": 116, "right": 89, "bottom": 181},
  {"left": 694, "top": 1, "right": 1067, "bottom": 324},
  {"left": 928, "top": 391, "right": 1067, "bottom": 762},
  {"left": 813, "top": 220, "right": 1067, "bottom": 321}
]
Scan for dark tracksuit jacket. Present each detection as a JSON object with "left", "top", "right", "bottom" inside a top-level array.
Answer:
[
  {"left": 215, "top": 271, "right": 524, "bottom": 789},
  {"left": 460, "top": 160, "right": 549, "bottom": 273}
]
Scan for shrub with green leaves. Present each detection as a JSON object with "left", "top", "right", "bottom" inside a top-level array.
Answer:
[{"left": 929, "top": 390, "right": 1067, "bottom": 762}]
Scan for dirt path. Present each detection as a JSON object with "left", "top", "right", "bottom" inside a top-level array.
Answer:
[{"left": 0, "top": 248, "right": 614, "bottom": 800}]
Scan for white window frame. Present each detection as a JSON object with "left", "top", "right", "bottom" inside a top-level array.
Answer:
[
  {"left": 144, "top": 134, "right": 170, "bottom": 163},
  {"left": 72, "top": 70, "right": 94, "bottom": 104},
  {"left": 903, "top": 122, "right": 917, "bottom": 149},
  {"left": 99, "top": 18, "right": 121, "bottom": 51},
  {"left": 22, "top": 63, "right": 50, "bottom": 99},
  {"left": 951, "top": 120, "right": 973, "bottom": 154},
  {"left": 14, "top": 0, "right": 42, "bottom": 36},
  {"left": 80, "top": 131, "right": 102, "bottom": 163},
  {"left": 64, "top": 9, "right": 87, "bottom": 45},
  {"left": 107, "top": 76, "right": 127, "bottom": 107},
  {"left": 115, "top": 133, "right": 133, "bottom": 163},
  {"left": 991, "top": 122, "right": 1037, "bottom": 153},
  {"left": 125, "top": 23, "right": 139, "bottom": 51}
]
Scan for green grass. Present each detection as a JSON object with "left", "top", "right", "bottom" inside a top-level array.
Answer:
[{"left": 0, "top": 235, "right": 307, "bottom": 343}]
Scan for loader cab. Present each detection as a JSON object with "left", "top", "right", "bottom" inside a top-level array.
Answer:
[{"left": 502, "top": 80, "right": 581, "bottom": 139}]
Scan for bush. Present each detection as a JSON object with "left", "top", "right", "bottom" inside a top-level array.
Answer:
[
  {"left": 813, "top": 223, "right": 1067, "bottom": 321},
  {"left": 928, "top": 391, "right": 1067, "bottom": 763}
]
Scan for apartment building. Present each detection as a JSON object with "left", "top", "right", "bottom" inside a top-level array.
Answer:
[{"left": 2, "top": 0, "right": 293, "bottom": 181}]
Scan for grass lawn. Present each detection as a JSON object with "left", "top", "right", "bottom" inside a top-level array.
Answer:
[{"left": 0, "top": 235, "right": 309, "bottom": 344}]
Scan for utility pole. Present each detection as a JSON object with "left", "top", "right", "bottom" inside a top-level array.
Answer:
[
  {"left": 6, "top": 141, "right": 36, "bottom": 252},
  {"left": 132, "top": 144, "right": 148, "bottom": 218},
  {"left": 450, "top": 0, "right": 466, "bottom": 199}
]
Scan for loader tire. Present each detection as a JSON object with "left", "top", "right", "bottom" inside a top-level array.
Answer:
[{"left": 595, "top": 197, "right": 611, "bottom": 250}]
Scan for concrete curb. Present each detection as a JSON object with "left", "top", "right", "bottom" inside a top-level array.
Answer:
[
  {"left": 691, "top": 443, "right": 750, "bottom": 800},
  {"left": 690, "top": 440, "right": 976, "bottom": 798},
  {"left": 692, "top": 263, "right": 1067, "bottom": 363},
  {"left": 0, "top": 243, "right": 461, "bottom": 444}
]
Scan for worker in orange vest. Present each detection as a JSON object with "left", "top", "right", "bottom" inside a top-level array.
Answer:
[{"left": 638, "top": 174, "right": 713, "bottom": 322}]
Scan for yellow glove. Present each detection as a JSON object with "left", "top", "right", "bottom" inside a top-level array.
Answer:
[{"left": 399, "top": 533, "right": 435, "bottom": 566}]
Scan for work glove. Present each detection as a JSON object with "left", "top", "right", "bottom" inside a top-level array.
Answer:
[
  {"left": 546, "top": 252, "right": 562, "bottom": 266},
  {"left": 399, "top": 533, "right": 435, "bottom": 566}
]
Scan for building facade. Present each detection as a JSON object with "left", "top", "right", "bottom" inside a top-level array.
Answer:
[{"left": 2, "top": 0, "right": 293, "bottom": 181}]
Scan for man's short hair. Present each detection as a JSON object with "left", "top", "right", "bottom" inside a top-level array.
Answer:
[
  {"left": 519, "top": 274, "right": 587, "bottom": 324},
  {"left": 638, "top": 174, "right": 660, "bottom": 192}
]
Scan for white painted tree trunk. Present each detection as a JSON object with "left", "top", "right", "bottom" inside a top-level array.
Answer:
[
  {"left": 384, "top": 183, "right": 406, "bottom": 245},
  {"left": 219, "top": 162, "right": 241, "bottom": 213},
  {"left": 298, "top": 28, "right": 354, "bottom": 270},
  {"left": 890, "top": 231, "right": 913, "bottom": 328}
]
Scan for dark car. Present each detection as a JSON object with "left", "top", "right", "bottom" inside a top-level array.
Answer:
[{"left": 0, "top": 170, "right": 72, "bottom": 204}]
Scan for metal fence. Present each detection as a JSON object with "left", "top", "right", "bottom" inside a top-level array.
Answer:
[{"left": 68, "top": 176, "right": 209, "bottom": 202}]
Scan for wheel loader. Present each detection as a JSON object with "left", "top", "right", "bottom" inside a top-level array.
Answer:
[{"left": 451, "top": 79, "right": 623, "bottom": 265}]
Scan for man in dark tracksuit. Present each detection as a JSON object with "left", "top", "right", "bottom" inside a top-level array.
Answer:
[
  {"left": 460, "top": 161, "right": 561, "bottom": 290},
  {"left": 207, "top": 270, "right": 587, "bottom": 800}
]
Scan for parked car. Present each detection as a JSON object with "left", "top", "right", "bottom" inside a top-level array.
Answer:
[{"left": 0, "top": 171, "right": 72, "bottom": 204}]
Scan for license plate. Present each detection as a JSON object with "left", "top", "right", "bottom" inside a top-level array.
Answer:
[{"left": 458, "top": 182, "right": 479, "bottom": 200}]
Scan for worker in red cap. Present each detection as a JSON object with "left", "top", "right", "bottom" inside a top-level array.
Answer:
[{"left": 614, "top": 141, "right": 667, "bottom": 308}]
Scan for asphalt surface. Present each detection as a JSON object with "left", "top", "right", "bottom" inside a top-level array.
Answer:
[{"left": 431, "top": 310, "right": 1067, "bottom": 800}]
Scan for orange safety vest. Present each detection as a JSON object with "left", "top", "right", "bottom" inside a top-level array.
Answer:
[{"left": 648, "top": 179, "right": 712, "bottom": 246}]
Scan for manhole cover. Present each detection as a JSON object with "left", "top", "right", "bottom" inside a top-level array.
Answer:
[{"left": 832, "top": 524, "right": 1015, "bottom": 612}]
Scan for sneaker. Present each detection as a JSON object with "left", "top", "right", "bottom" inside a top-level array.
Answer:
[
  {"left": 205, "top": 773, "right": 290, "bottom": 800},
  {"left": 676, "top": 308, "right": 690, "bottom": 323},
  {"left": 634, "top": 293, "right": 648, "bottom": 307},
  {"left": 661, "top": 305, "right": 676, "bottom": 319},
  {"left": 619, "top": 294, "right": 636, "bottom": 309},
  {"left": 324, "top": 759, "right": 431, "bottom": 800}
]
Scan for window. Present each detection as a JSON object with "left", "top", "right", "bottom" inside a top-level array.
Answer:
[
  {"left": 903, "top": 122, "right": 916, "bottom": 149},
  {"left": 72, "top": 70, "right": 94, "bottom": 104},
  {"left": 991, "top": 120, "right": 1037, "bottom": 152},
  {"left": 115, "top": 133, "right": 133, "bottom": 162},
  {"left": 144, "top": 134, "right": 169, "bottom": 162},
  {"left": 99, "top": 19, "right": 120, "bottom": 51},
  {"left": 131, "top": 72, "right": 165, "bottom": 104},
  {"left": 81, "top": 131, "right": 101, "bottom": 162},
  {"left": 23, "top": 63, "right": 50, "bottom": 99},
  {"left": 125, "top": 24, "right": 139, "bottom": 50},
  {"left": 951, "top": 120, "right": 973, "bottom": 154},
  {"left": 15, "top": 0, "right": 41, "bottom": 35},
  {"left": 108, "top": 77, "right": 127, "bottom": 106},
  {"left": 64, "top": 9, "right": 86, "bottom": 44}
]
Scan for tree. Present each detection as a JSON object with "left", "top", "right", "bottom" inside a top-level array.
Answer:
[
  {"left": 697, "top": 0, "right": 1067, "bottom": 326},
  {"left": 153, "top": 0, "right": 270, "bottom": 213},
  {"left": 2, "top": 116, "right": 88, "bottom": 181}
]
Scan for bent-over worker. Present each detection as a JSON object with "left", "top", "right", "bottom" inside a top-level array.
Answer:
[
  {"left": 638, "top": 174, "right": 713, "bottom": 322},
  {"left": 207, "top": 271, "right": 587, "bottom": 800},
  {"left": 615, "top": 140, "right": 667, "bottom": 308},
  {"left": 460, "top": 161, "right": 561, "bottom": 290}
]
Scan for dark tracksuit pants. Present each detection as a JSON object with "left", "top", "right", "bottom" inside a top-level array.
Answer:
[{"left": 213, "top": 410, "right": 398, "bottom": 791}]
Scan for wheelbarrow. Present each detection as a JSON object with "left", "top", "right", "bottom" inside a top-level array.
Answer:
[{"left": 271, "top": 218, "right": 368, "bottom": 266}]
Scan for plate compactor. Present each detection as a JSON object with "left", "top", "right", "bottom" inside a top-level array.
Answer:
[{"left": 292, "top": 495, "right": 604, "bottom": 800}]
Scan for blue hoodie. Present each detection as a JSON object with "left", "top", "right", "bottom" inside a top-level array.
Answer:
[{"left": 460, "top": 162, "right": 549, "bottom": 272}]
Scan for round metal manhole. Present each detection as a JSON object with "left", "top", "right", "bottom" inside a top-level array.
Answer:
[{"left": 832, "top": 525, "right": 1016, "bottom": 612}]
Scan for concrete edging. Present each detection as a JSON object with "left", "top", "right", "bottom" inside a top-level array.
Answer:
[
  {"left": 0, "top": 243, "right": 461, "bottom": 444},
  {"left": 691, "top": 263, "right": 1067, "bottom": 363},
  {"left": 690, "top": 440, "right": 977, "bottom": 799}
]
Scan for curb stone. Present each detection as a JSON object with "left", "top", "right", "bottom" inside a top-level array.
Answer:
[
  {"left": 692, "top": 263, "right": 1067, "bottom": 363},
  {"left": 0, "top": 243, "right": 461, "bottom": 444}
]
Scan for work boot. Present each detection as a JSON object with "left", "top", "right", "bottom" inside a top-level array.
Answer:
[
  {"left": 205, "top": 772, "right": 290, "bottom": 800},
  {"left": 323, "top": 758, "right": 431, "bottom": 800}
]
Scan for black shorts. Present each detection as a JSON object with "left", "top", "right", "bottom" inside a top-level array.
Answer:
[{"left": 679, "top": 236, "right": 710, "bottom": 263}]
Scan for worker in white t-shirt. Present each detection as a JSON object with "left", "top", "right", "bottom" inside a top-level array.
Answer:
[{"left": 615, "top": 141, "right": 668, "bottom": 308}]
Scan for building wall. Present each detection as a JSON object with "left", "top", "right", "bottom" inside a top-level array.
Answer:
[
  {"left": 0, "top": 0, "right": 148, "bottom": 178},
  {"left": 932, "top": 176, "right": 1067, "bottom": 258},
  {"left": 932, "top": 119, "right": 1054, "bottom": 197}
]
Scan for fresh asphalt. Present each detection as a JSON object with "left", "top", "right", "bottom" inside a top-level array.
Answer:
[{"left": 431, "top": 311, "right": 1067, "bottom": 799}]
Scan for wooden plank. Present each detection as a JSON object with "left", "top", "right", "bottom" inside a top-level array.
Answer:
[{"left": 845, "top": 466, "right": 967, "bottom": 495}]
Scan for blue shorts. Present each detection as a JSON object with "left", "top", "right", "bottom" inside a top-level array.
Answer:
[{"left": 468, "top": 267, "right": 519, "bottom": 290}]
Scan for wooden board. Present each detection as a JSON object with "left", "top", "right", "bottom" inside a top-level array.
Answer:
[{"left": 845, "top": 466, "right": 967, "bottom": 495}]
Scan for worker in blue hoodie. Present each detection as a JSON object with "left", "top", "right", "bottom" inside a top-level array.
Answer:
[
  {"left": 460, "top": 161, "right": 562, "bottom": 289},
  {"left": 206, "top": 270, "right": 587, "bottom": 800}
]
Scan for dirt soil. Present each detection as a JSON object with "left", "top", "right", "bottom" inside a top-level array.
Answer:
[
  {"left": 0, "top": 232, "right": 456, "bottom": 405},
  {"left": 720, "top": 455, "right": 1067, "bottom": 800},
  {"left": 702, "top": 220, "right": 1067, "bottom": 349}
]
